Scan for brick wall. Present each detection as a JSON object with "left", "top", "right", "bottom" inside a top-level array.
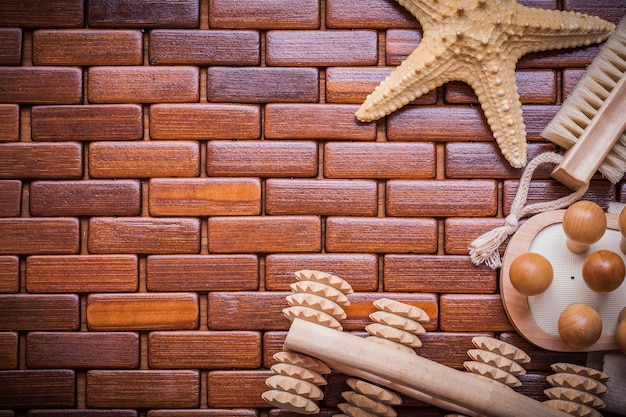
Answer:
[{"left": 0, "top": 0, "right": 625, "bottom": 416}]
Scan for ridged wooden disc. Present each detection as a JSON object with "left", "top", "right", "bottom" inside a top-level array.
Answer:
[
  {"left": 471, "top": 336, "right": 531, "bottom": 364},
  {"left": 265, "top": 374, "right": 324, "bottom": 401},
  {"left": 550, "top": 363, "right": 609, "bottom": 381},
  {"left": 290, "top": 280, "right": 350, "bottom": 306},
  {"left": 466, "top": 349, "right": 526, "bottom": 376},
  {"left": 365, "top": 323, "right": 422, "bottom": 348},
  {"left": 463, "top": 361, "right": 522, "bottom": 388},
  {"left": 341, "top": 391, "right": 397, "bottom": 417},
  {"left": 273, "top": 351, "right": 331, "bottom": 375},
  {"left": 544, "top": 387, "right": 605, "bottom": 409},
  {"left": 283, "top": 305, "right": 343, "bottom": 330},
  {"left": 294, "top": 270, "right": 353, "bottom": 294},
  {"left": 286, "top": 292, "right": 347, "bottom": 320},
  {"left": 261, "top": 390, "right": 319, "bottom": 414},
  {"left": 270, "top": 362, "right": 327, "bottom": 385},
  {"left": 337, "top": 401, "right": 378, "bottom": 417},
  {"left": 369, "top": 310, "right": 426, "bottom": 335},
  {"left": 346, "top": 377, "right": 402, "bottom": 406},
  {"left": 547, "top": 373, "right": 607, "bottom": 395},
  {"left": 373, "top": 298, "right": 429, "bottom": 322},
  {"left": 544, "top": 399, "right": 603, "bottom": 417}
]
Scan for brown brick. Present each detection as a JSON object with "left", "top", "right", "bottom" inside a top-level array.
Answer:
[
  {"left": 26, "top": 255, "right": 138, "bottom": 293},
  {"left": 30, "top": 180, "right": 141, "bottom": 217},
  {"left": 324, "top": 142, "right": 436, "bottom": 179},
  {"left": 563, "top": 0, "right": 626, "bottom": 23},
  {"left": 148, "top": 331, "right": 261, "bottom": 369},
  {"left": 88, "top": 67, "right": 199, "bottom": 103},
  {"left": 0, "top": 29, "right": 21, "bottom": 65},
  {"left": 326, "top": 217, "right": 438, "bottom": 253},
  {"left": 519, "top": 44, "right": 601, "bottom": 69},
  {"left": 0, "top": 180, "right": 20, "bottom": 217},
  {"left": 148, "top": 411, "right": 254, "bottom": 417},
  {"left": 326, "top": 0, "right": 418, "bottom": 29},
  {"left": 440, "top": 294, "right": 514, "bottom": 332},
  {"left": 266, "top": 30, "right": 378, "bottom": 66},
  {"left": 384, "top": 255, "right": 497, "bottom": 293},
  {"left": 207, "top": 371, "right": 270, "bottom": 408},
  {"left": 265, "top": 104, "right": 376, "bottom": 140},
  {"left": 0, "top": 0, "right": 84, "bottom": 28},
  {"left": 0, "top": 370, "right": 75, "bottom": 408},
  {"left": 26, "top": 332, "right": 139, "bottom": 369},
  {"left": 386, "top": 180, "right": 498, "bottom": 217},
  {"left": 385, "top": 29, "right": 422, "bottom": 66},
  {"left": 444, "top": 218, "right": 510, "bottom": 255},
  {"left": 86, "top": 370, "right": 199, "bottom": 408},
  {"left": 32, "top": 104, "right": 143, "bottom": 141},
  {"left": 500, "top": 332, "right": 586, "bottom": 373},
  {"left": 146, "top": 255, "right": 258, "bottom": 292},
  {"left": 88, "top": 217, "right": 200, "bottom": 254},
  {"left": 208, "top": 216, "right": 321, "bottom": 253},
  {"left": 0, "top": 104, "right": 19, "bottom": 142},
  {"left": 0, "top": 295, "right": 79, "bottom": 331},
  {"left": 262, "top": 331, "right": 287, "bottom": 368},
  {"left": 29, "top": 411, "right": 138, "bottom": 417},
  {"left": 562, "top": 69, "right": 585, "bottom": 100},
  {"left": 149, "top": 178, "right": 261, "bottom": 216},
  {"left": 33, "top": 30, "right": 143, "bottom": 66},
  {"left": 208, "top": 292, "right": 290, "bottom": 331},
  {"left": 88, "top": 0, "right": 199, "bottom": 28},
  {"left": 89, "top": 141, "right": 200, "bottom": 178},
  {"left": 207, "top": 140, "right": 317, "bottom": 177},
  {"left": 266, "top": 179, "right": 377, "bottom": 216},
  {"left": 0, "top": 332, "right": 18, "bottom": 369},
  {"left": 87, "top": 293, "right": 199, "bottom": 331},
  {"left": 0, "top": 218, "right": 79, "bottom": 255},
  {"left": 209, "top": 0, "right": 319, "bottom": 29},
  {"left": 522, "top": 105, "right": 561, "bottom": 138},
  {"left": 207, "top": 67, "right": 318, "bottom": 103},
  {"left": 0, "top": 256, "right": 19, "bottom": 294},
  {"left": 417, "top": 333, "right": 495, "bottom": 369},
  {"left": 0, "top": 67, "right": 82, "bottom": 104},
  {"left": 0, "top": 142, "right": 82, "bottom": 180},
  {"left": 265, "top": 253, "right": 379, "bottom": 291},
  {"left": 149, "top": 30, "right": 260, "bottom": 65}
]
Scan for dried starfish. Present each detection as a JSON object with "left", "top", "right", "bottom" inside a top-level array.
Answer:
[{"left": 356, "top": 0, "right": 615, "bottom": 168}]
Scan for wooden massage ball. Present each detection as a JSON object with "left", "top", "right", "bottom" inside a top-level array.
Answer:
[
  {"left": 582, "top": 249, "right": 625, "bottom": 292},
  {"left": 509, "top": 252, "right": 553, "bottom": 296},
  {"left": 620, "top": 206, "right": 626, "bottom": 254},
  {"left": 558, "top": 303, "right": 602, "bottom": 349},
  {"left": 618, "top": 307, "right": 626, "bottom": 354},
  {"left": 562, "top": 201, "right": 607, "bottom": 254}
]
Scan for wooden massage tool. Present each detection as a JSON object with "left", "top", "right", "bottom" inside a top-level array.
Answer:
[{"left": 262, "top": 270, "right": 590, "bottom": 417}]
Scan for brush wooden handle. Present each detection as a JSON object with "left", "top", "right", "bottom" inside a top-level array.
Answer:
[{"left": 551, "top": 75, "right": 626, "bottom": 190}]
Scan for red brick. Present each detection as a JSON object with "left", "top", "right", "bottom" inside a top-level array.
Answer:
[
  {"left": 89, "top": 141, "right": 200, "bottom": 178},
  {"left": 88, "top": 217, "right": 200, "bottom": 254},
  {"left": 0, "top": 142, "right": 82, "bottom": 180},
  {"left": 0, "top": 67, "right": 82, "bottom": 104},
  {"left": 384, "top": 255, "right": 497, "bottom": 293},
  {"left": 265, "top": 253, "right": 379, "bottom": 291},
  {"left": 150, "top": 104, "right": 260, "bottom": 140},
  {"left": 0, "top": 0, "right": 84, "bottom": 28},
  {"left": 326, "top": 0, "right": 418, "bottom": 29},
  {"left": 440, "top": 294, "right": 514, "bottom": 332},
  {"left": 0, "top": 104, "right": 19, "bottom": 142},
  {"left": 33, "top": 30, "right": 143, "bottom": 66},
  {"left": 32, "top": 104, "right": 143, "bottom": 141},
  {"left": 326, "top": 217, "right": 438, "bottom": 253},
  {"left": 86, "top": 370, "right": 199, "bottom": 408},
  {"left": 0, "top": 218, "right": 79, "bottom": 255},
  {"left": 264, "top": 104, "right": 376, "bottom": 140},
  {"left": 324, "top": 142, "right": 436, "bottom": 179},
  {"left": 266, "top": 30, "right": 378, "bottom": 66},
  {"left": 207, "top": 140, "right": 317, "bottom": 177},
  {"left": 266, "top": 179, "right": 377, "bottom": 216},
  {"left": 0, "top": 29, "right": 21, "bottom": 66},
  {"left": 26, "top": 255, "right": 138, "bottom": 293},
  {"left": 87, "top": 293, "right": 199, "bottom": 331},
  {"left": 209, "top": 0, "right": 319, "bottom": 29},
  {"left": 0, "top": 256, "right": 19, "bottom": 293},
  {"left": 444, "top": 218, "right": 510, "bottom": 255},
  {"left": 0, "top": 295, "right": 79, "bottom": 331},
  {"left": 386, "top": 180, "right": 498, "bottom": 217},
  {"left": 207, "top": 371, "right": 270, "bottom": 408},
  {"left": 88, "top": 67, "right": 199, "bottom": 103},
  {"left": 148, "top": 331, "right": 261, "bottom": 369},
  {"left": 0, "top": 180, "right": 20, "bottom": 217},
  {"left": 26, "top": 332, "right": 139, "bottom": 369},
  {"left": 0, "top": 332, "right": 18, "bottom": 369},
  {"left": 149, "top": 178, "right": 261, "bottom": 216},
  {"left": 207, "top": 67, "right": 318, "bottom": 103},
  {"left": 149, "top": 30, "right": 260, "bottom": 65},
  {"left": 146, "top": 255, "right": 258, "bottom": 292},
  {"left": 208, "top": 216, "right": 321, "bottom": 254},
  {"left": 88, "top": 0, "right": 199, "bottom": 28},
  {"left": 0, "top": 370, "right": 75, "bottom": 408},
  {"left": 30, "top": 180, "right": 141, "bottom": 217}
]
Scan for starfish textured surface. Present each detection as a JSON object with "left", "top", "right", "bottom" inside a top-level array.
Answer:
[{"left": 356, "top": 0, "right": 615, "bottom": 168}]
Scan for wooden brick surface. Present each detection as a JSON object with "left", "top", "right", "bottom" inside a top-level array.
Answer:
[
  {"left": 0, "top": 0, "right": 84, "bottom": 28},
  {"left": 148, "top": 411, "right": 254, "bottom": 417},
  {"left": 26, "top": 332, "right": 139, "bottom": 369},
  {"left": 444, "top": 218, "right": 511, "bottom": 255},
  {"left": 326, "top": 0, "right": 417, "bottom": 29},
  {"left": 0, "top": 370, "right": 75, "bottom": 408},
  {"left": 26, "top": 255, "right": 138, "bottom": 293},
  {"left": 0, "top": 295, "right": 79, "bottom": 331},
  {"left": 0, "top": 29, "right": 21, "bottom": 66},
  {"left": 0, "top": 142, "right": 83, "bottom": 180},
  {"left": 207, "top": 371, "right": 270, "bottom": 408},
  {"left": 440, "top": 294, "right": 514, "bottom": 332},
  {"left": 87, "top": 293, "right": 199, "bottom": 331},
  {"left": 88, "top": 0, "right": 199, "bottom": 28},
  {"left": 0, "top": 218, "right": 80, "bottom": 255},
  {"left": 31, "top": 105, "right": 143, "bottom": 141},
  {"left": 29, "top": 411, "right": 138, "bottom": 417},
  {"left": 0, "top": 104, "right": 19, "bottom": 142},
  {"left": 208, "top": 292, "right": 290, "bottom": 331},
  {"left": 209, "top": 0, "right": 319, "bottom": 29},
  {"left": 0, "top": 332, "right": 18, "bottom": 369},
  {"left": 0, "top": 181, "right": 20, "bottom": 217},
  {"left": 0, "top": 67, "right": 82, "bottom": 104},
  {"left": 0, "top": 256, "right": 19, "bottom": 294}
]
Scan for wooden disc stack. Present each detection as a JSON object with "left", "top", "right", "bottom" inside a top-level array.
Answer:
[
  {"left": 463, "top": 336, "right": 531, "bottom": 388},
  {"left": 544, "top": 363, "right": 609, "bottom": 417}
]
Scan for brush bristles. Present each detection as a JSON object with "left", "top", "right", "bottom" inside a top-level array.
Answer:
[{"left": 542, "top": 17, "right": 626, "bottom": 184}]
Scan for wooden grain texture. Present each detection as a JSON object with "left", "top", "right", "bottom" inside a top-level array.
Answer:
[
  {"left": 87, "top": 293, "right": 199, "bottom": 331},
  {"left": 31, "top": 104, "right": 143, "bottom": 141},
  {"left": 0, "top": 256, "right": 19, "bottom": 294},
  {"left": 385, "top": 29, "right": 423, "bottom": 65},
  {"left": 0, "top": 181, "right": 20, "bottom": 217},
  {"left": 26, "top": 255, "right": 138, "bottom": 293},
  {"left": 209, "top": 0, "right": 319, "bottom": 29},
  {"left": 0, "top": 332, "right": 18, "bottom": 369},
  {"left": 444, "top": 218, "right": 512, "bottom": 255},
  {"left": 0, "top": 104, "right": 19, "bottom": 142},
  {"left": 88, "top": 0, "right": 199, "bottom": 28},
  {"left": 207, "top": 371, "right": 270, "bottom": 408},
  {"left": 0, "top": 142, "right": 83, "bottom": 180},
  {"left": 440, "top": 294, "right": 514, "bottom": 332},
  {"left": 0, "top": 0, "right": 84, "bottom": 28},
  {"left": 148, "top": 411, "right": 255, "bottom": 417},
  {"left": 148, "top": 331, "right": 261, "bottom": 369},
  {"left": 26, "top": 332, "right": 139, "bottom": 369},
  {"left": 0, "top": 29, "right": 21, "bottom": 66},
  {"left": 0, "top": 67, "right": 82, "bottom": 104},
  {"left": 0, "top": 370, "right": 75, "bottom": 408},
  {"left": 326, "top": 0, "right": 417, "bottom": 29},
  {"left": 149, "top": 30, "right": 260, "bottom": 65},
  {"left": 146, "top": 255, "right": 259, "bottom": 292},
  {"left": 0, "top": 295, "right": 79, "bottom": 331},
  {"left": 29, "top": 411, "right": 138, "bottom": 417},
  {"left": 207, "top": 292, "right": 291, "bottom": 331},
  {"left": 499, "top": 332, "right": 586, "bottom": 373},
  {"left": 0, "top": 218, "right": 79, "bottom": 255}
]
